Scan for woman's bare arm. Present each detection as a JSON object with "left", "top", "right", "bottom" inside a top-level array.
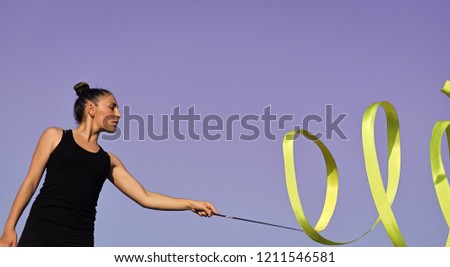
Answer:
[
  {"left": 0, "top": 127, "right": 62, "bottom": 247},
  {"left": 108, "top": 152, "right": 217, "bottom": 216}
]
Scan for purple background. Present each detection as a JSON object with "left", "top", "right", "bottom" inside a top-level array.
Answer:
[{"left": 1, "top": 0, "right": 450, "bottom": 246}]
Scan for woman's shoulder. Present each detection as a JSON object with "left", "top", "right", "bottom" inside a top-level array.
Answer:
[
  {"left": 106, "top": 152, "right": 124, "bottom": 168},
  {"left": 107, "top": 151, "right": 119, "bottom": 162},
  {"left": 38, "top": 127, "right": 65, "bottom": 152},
  {"left": 41, "top": 127, "right": 64, "bottom": 139}
]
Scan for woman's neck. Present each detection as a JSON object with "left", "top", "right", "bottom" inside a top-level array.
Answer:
[{"left": 73, "top": 123, "right": 100, "bottom": 143}]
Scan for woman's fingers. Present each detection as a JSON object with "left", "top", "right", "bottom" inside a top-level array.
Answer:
[{"left": 193, "top": 201, "right": 218, "bottom": 217}]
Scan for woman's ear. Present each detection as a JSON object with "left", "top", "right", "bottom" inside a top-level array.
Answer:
[{"left": 86, "top": 101, "right": 96, "bottom": 118}]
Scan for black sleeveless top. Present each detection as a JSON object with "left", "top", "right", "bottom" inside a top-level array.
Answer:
[{"left": 25, "top": 129, "right": 110, "bottom": 237}]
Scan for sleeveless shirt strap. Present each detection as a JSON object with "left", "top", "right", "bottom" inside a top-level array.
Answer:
[{"left": 62, "top": 129, "right": 70, "bottom": 137}]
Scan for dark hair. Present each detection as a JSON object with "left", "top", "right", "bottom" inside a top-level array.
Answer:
[{"left": 73, "top": 82, "right": 112, "bottom": 124}]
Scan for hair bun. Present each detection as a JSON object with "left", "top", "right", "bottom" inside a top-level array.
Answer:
[{"left": 74, "top": 82, "right": 90, "bottom": 96}]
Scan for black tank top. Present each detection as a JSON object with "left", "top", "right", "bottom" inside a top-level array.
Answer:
[{"left": 28, "top": 129, "right": 110, "bottom": 233}]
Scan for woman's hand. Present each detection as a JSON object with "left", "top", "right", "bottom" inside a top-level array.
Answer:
[
  {"left": 0, "top": 228, "right": 17, "bottom": 247},
  {"left": 189, "top": 200, "right": 218, "bottom": 217}
]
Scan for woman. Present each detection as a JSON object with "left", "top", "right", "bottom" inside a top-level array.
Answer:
[{"left": 0, "top": 82, "right": 217, "bottom": 247}]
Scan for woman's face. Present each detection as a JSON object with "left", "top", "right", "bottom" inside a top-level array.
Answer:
[{"left": 92, "top": 94, "right": 121, "bottom": 133}]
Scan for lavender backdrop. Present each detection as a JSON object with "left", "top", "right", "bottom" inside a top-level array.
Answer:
[{"left": 1, "top": 0, "right": 449, "bottom": 246}]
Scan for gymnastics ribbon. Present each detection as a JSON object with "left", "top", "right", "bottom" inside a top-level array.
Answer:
[
  {"left": 283, "top": 101, "right": 406, "bottom": 246},
  {"left": 429, "top": 80, "right": 450, "bottom": 246},
  {"left": 440, "top": 80, "right": 450, "bottom": 97}
]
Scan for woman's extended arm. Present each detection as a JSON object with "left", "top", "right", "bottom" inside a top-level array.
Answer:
[
  {"left": 0, "top": 128, "right": 62, "bottom": 247},
  {"left": 108, "top": 152, "right": 218, "bottom": 217}
]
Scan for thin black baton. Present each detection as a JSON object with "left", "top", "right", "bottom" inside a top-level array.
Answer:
[{"left": 214, "top": 213, "right": 303, "bottom": 232}]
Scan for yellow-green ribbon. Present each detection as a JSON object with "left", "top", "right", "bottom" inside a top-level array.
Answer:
[
  {"left": 283, "top": 129, "right": 346, "bottom": 245},
  {"left": 429, "top": 121, "right": 450, "bottom": 246},
  {"left": 283, "top": 80, "right": 450, "bottom": 246},
  {"left": 361, "top": 101, "right": 405, "bottom": 246},
  {"left": 283, "top": 101, "right": 406, "bottom": 246},
  {"left": 441, "top": 80, "right": 450, "bottom": 97}
]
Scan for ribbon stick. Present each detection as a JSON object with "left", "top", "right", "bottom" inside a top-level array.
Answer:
[
  {"left": 214, "top": 213, "right": 303, "bottom": 232},
  {"left": 283, "top": 101, "right": 405, "bottom": 246}
]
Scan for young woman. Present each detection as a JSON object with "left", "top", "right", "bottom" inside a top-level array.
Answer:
[{"left": 0, "top": 82, "right": 218, "bottom": 247}]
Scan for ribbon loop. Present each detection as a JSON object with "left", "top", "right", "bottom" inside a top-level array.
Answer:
[
  {"left": 283, "top": 129, "right": 344, "bottom": 245},
  {"left": 429, "top": 121, "right": 450, "bottom": 246},
  {"left": 361, "top": 101, "right": 405, "bottom": 246},
  {"left": 283, "top": 101, "right": 405, "bottom": 246}
]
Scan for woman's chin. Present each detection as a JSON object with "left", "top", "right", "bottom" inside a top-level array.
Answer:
[{"left": 103, "top": 125, "right": 118, "bottom": 133}]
